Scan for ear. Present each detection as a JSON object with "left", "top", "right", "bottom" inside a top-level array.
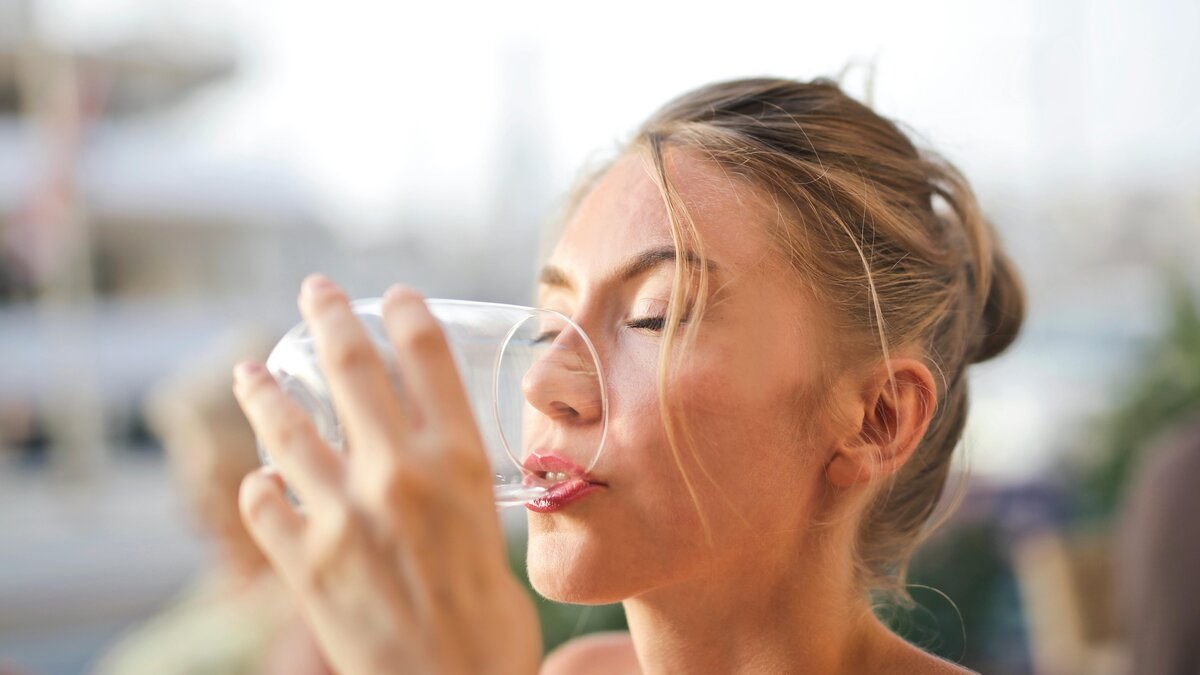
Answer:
[{"left": 826, "top": 357, "right": 938, "bottom": 488}]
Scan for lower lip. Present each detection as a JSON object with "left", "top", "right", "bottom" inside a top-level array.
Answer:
[{"left": 524, "top": 479, "right": 602, "bottom": 513}]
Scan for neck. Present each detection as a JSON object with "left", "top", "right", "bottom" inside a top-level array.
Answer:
[{"left": 622, "top": 529, "right": 882, "bottom": 674}]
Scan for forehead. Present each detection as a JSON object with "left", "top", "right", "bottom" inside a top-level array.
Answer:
[{"left": 549, "top": 149, "right": 775, "bottom": 279}]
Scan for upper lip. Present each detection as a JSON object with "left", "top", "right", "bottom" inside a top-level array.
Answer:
[{"left": 522, "top": 451, "right": 605, "bottom": 484}]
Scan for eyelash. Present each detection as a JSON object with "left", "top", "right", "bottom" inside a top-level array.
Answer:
[
  {"left": 626, "top": 315, "right": 667, "bottom": 332},
  {"left": 532, "top": 315, "right": 672, "bottom": 344}
]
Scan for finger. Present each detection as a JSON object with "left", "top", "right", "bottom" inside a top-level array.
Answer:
[
  {"left": 233, "top": 360, "right": 345, "bottom": 509},
  {"left": 298, "top": 275, "right": 411, "bottom": 461},
  {"left": 239, "top": 468, "right": 305, "bottom": 573},
  {"left": 381, "top": 286, "right": 475, "bottom": 438}
]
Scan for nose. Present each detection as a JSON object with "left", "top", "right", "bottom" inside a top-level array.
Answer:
[{"left": 521, "top": 327, "right": 604, "bottom": 425}]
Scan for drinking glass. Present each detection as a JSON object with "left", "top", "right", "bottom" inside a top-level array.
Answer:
[{"left": 258, "top": 298, "right": 608, "bottom": 507}]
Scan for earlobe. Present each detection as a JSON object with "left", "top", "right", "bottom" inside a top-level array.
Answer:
[
  {"left": 824, "top": 357, "right": 937, "bottom": 489},
  {"left": 826, "top": 451, "right": 872, "bottom": 487}
]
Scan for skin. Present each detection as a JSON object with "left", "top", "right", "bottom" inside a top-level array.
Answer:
[
  {"left": 233, "top": 149, "right": 965, "bottom": 674},
  {"left": 531, "top": 150, "right": 960, "bottom": 674},
  {"left": 235, "top": 279, "right": 541, "bottom": 674}
]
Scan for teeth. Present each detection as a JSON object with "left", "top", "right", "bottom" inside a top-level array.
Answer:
[{"left": 544, "top": 471, "right": 569, "bottom": 482}]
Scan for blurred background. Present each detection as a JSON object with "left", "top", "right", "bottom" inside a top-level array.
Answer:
[{"left": 1, "top": 0, "right": 1197, "bottom": 673}]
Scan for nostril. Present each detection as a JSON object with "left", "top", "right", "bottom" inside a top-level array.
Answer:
[
  {"left": 521, "top": 348, "right": 603, "bottom": 424},
  {"left": 549, "top": 401, "right": 580, "bottom": 419}
]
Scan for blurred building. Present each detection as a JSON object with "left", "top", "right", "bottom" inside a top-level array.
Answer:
[
  {"left": 0, "top": 5, "right": 555, "bottom": 669},
  {"left": 0, "top": 5, "right": 325, "bottom": 672}
]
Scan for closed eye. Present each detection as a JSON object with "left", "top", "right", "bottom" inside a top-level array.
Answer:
[
  {"left": 538, "top": 315, "right": 685, "bottom": 340},
  {"left": 626, "top": 316, "right": 667, "bottom": 332}
]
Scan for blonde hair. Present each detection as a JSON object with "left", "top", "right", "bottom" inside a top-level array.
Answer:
[{"left": 559, "top": 77, "right": 1025, "bottom": 602}]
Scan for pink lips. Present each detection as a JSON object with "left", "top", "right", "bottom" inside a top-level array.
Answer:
[{"left": 522, "top": 452, "right": 604, "bottom": 513}]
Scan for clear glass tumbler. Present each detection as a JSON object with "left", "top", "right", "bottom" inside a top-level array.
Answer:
[{"left": 259, "top": 298, "right": 608, "bottom": 507}]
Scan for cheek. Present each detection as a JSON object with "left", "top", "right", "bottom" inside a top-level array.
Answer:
[
  {"left": 668, "top": 346, "right": 824, "bottom": 531},
  {"left": 524, "top": 336, "right": 824, "bottom": 602}
]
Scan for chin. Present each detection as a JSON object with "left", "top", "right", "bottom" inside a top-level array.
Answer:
[{"left": 526, "top": 527, "right": 628, "bottom": 605}]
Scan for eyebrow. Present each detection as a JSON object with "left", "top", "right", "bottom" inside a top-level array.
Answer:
[{"left": 538, "top": 246, "right": 719, "bottom": 292}]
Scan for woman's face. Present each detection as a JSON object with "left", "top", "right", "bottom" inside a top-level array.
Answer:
[{"left": 525, "top": 149, "right": 848, "bottom": 603}]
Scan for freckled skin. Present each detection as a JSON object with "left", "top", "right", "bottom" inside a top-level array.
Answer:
[
  {"left": 527, "top": 150, "right": 837, "bottom": 603},
  {"left": 529, "top": 150, "right": 966, "bottom": 675}
]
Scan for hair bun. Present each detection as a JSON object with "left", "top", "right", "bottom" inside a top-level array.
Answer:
[{"left": 971, "top": 247, "right": 1025, "bottom": 364}]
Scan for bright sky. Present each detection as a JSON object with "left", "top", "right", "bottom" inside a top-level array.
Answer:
[{"left": 33, "top": 0, "right": 1200, "bottom": 235}]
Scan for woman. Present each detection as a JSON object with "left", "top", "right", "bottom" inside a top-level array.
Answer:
[{"left": 232, "top": 77, "right": 1024, "bottom": 674}]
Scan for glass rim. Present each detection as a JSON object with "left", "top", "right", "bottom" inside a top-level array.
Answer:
[
  {"left": 492, "top": 309, "right": 609, "bottom": 476},
  {"left": 349, "top": 296, "right": 609, "bottom": 477}
]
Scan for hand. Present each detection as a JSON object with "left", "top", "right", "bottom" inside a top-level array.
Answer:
[{"left": 233, "top": 275, "right": 542, "bottom": 674}]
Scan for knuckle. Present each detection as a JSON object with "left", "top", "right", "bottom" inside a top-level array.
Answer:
[
  {"left": 399, "top": 466, "right": 440, "bottom": 502},
  {"left": 327, "top": 338, "right": 378, "bottom": 372},
  {"left": 297, "top": 556, "right": 334, "bottom": 595},
  {"left": 303, "top": 506, "right": 361, "bottom": 589},
  {"left": 325, "top": 503, "right": 361, "bottom": 543},
  {"left": 239, "top": 474, "right": 279, "bottom": 524},
  {"left": 365, "top": 462, "right": 438, "bottom": 510},
  {"left": 360, "top": 468, "right": 400, "bottom": 508},
  {"left": 277, "top": 401, "right": 313, "bottom": 432},
  {"left": 394, "top": 317, "right": 445, "bottom": 356},
  {"left": 274, "top": 401, "right": 307, "bottom": 432},
  {"left": 432, "top": 426, "right": 486, "bottom": 465},
  {"left": 269, "top": 407, "right": 310, "bottom": 448}
]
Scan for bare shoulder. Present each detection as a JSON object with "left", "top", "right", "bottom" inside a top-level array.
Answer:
[{"left": 540, "top": 631, "right": 639, "bottom": 675}]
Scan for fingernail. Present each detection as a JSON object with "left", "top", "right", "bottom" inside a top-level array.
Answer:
[
  {"left": 302, "top": 274, "right": 334, "bottom": 297},
  {"left": 234, "top": 361, "right": 266, "bottom": 381},
  {"left": 384, "top": 284, "right": 421, "bottom": 304}
]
